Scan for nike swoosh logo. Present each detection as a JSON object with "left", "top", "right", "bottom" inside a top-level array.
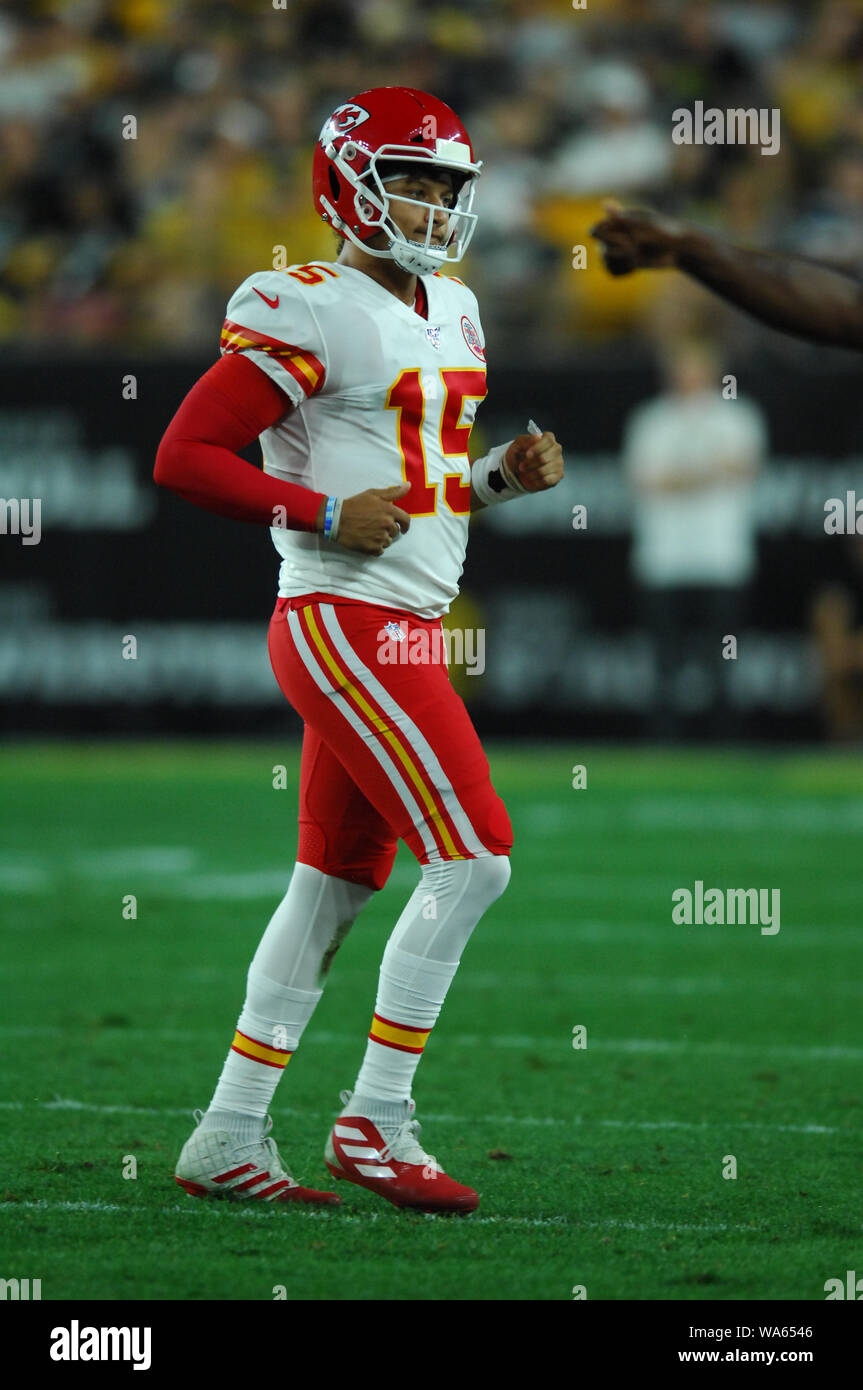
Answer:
[{"left": 253, "top": 288, "right": 280, "bottom": 308}]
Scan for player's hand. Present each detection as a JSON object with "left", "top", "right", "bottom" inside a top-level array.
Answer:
[
  {"left": 590, "top": 200, "right": 685, "bottom": 276},
  {"left": 505, "top": 432, "right": 564, "bottom": 492},
  {"left": 324, "top": 482, "right": 412, "bottom": 555}
]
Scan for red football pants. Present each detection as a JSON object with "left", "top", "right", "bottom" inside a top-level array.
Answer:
[{"left": 267, "top": 594, "right": 513, "bottom": 890}]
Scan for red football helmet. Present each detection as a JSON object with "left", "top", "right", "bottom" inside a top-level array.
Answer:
[{"left": 313, "top": 87, "right": 482, "bottom": 275}]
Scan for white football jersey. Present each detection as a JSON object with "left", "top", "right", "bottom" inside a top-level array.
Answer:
[{"left": 220, "top": 260, "right": 490, "bottom": 618}]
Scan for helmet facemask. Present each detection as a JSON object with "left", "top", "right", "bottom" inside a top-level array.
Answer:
[{"left": 325, "top": 140, "right": 480, "bottom": 275}]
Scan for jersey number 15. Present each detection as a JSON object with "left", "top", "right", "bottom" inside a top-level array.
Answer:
[{"left": 386, "top": 368, "right": 487, "bottom": 517}]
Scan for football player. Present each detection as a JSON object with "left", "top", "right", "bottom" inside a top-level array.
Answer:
[
  {"left": 155, "top": 87, "right": 564, "bottom": 1213},
  {"left": 591, "top": 201, "right": 863, "bottom": 350}
]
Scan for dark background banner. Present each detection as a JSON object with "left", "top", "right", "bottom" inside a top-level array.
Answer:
[{"left": 2, "top": 353, "right": 861, "bottom": 740}]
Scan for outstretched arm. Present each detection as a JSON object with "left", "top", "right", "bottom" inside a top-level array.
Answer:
[{"left": 591, "top": 204, "right": 863, "bottom": 352}]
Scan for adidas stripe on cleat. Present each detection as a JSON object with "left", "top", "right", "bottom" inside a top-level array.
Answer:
[
  {"left": 324, "top": 1090, "right": 478, "bottom": 1214},
  {"left": 174, "top": 1110, "right": 341, "bottom": 1205}
]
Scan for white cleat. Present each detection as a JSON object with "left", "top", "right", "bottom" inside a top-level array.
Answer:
[{"left": 174, "top": 1110, "right": 341, "bottom": 1206}]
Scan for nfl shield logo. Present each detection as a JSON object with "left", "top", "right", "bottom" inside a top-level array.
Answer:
[
  {"left": 384, "top": 620, "right": 405, "bottom": 642},
  {"left": 425, "top": 325, "right": 441, "bottom": 350}
]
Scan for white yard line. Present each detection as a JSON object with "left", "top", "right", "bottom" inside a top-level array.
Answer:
[
  {"left": 0, "top": 1097, "right": 849, "bottom": 1136},
  {"left": 0, "top": 1198, "right": 759, "bottom": 1235},
  {"left": 0, "top": 1024, "right": 859, "bottom": 1061},
  {"left": 4, "top": 964, "right": 862, "bottom": 1000}
]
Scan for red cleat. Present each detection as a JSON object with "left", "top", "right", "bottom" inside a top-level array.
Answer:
[{"left": 324, "top": 1091, "right": 478, "bottom": 1214}]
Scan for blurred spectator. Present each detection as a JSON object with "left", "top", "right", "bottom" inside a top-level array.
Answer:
[
  {"left": 772, "top": 0, "right": 863, "bottom": 150},
  {"left": 0, "top": 0, "right": 862, "bottom": 354},
  {"left": 545, "top": 61, "right": 672, "bottom": 198},
  {"left": 716, "top": 1, "right": 800, "bottom": 65},
  {"left": 810, "top": 584, "right": 863, "bottom": 741},
  {"left": 461, "top": 94, "right": 561, "bottom": 344},
  {"left": 810, "top": 537, "right": 863, "bottom": 742},
  {"left": 623, "top": 339, "right": 766, "bottom": 740},
  {"left": 787, "top": 142, "right": 863, "bottom": 269}
]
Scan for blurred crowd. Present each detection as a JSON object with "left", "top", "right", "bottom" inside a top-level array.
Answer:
[{"left": 2, "top": 0, "right": 863, "bottom": 357}]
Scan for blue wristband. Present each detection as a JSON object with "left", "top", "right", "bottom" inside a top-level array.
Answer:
[{"left": 323, "top": 496, "right": 337, "bottom": 538}]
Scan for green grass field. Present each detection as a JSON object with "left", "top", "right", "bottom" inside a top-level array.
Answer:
[{"left": 1, "top": 742, "right": 861, "bottom": 1301}]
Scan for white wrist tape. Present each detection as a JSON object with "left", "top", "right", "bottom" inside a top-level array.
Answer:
[{"left": 470, "top": 441, "right": 528, "bottom": 506}]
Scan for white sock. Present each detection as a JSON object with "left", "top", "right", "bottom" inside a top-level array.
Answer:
[
  {"left": 353, "top": 946, "right": 460, "bottom": 1102},
  {"left": 209, "top": 970, "right": 321, "bottom": 1119},
  {"left": 196, "top": 1109, "right": 265, "bottom": 1143},
  {"left": 252, "top": 864, "right": 373, "bottom": 990},
  {"left": 352, "top": 856, "right": 511, "bottom": 1103},
  {"left": 206, "top": 866, "right": 373, "bottom": 1124}
]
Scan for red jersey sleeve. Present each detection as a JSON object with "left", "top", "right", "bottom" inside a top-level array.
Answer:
[{"left": 153, "top": 353, "right": 326, "bottom": 530}]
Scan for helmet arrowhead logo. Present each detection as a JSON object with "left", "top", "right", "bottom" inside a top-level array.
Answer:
[{"left": 322, "top": 103, "right": 371, "bottom": 142}]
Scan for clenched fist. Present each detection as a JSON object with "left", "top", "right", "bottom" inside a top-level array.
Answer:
[
  {"left": 505, "top": 431, "right": 564, "bottom": 492},
  {"left": 590, "top": 201, "right": 688, "bottom": 276},
  {"left": 316, "top": 482, "right": 411, "bottom": 556}
]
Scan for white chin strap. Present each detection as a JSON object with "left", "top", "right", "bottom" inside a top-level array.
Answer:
[{"left": 389, "top": 237, "right": 450, "bottom": 275}]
